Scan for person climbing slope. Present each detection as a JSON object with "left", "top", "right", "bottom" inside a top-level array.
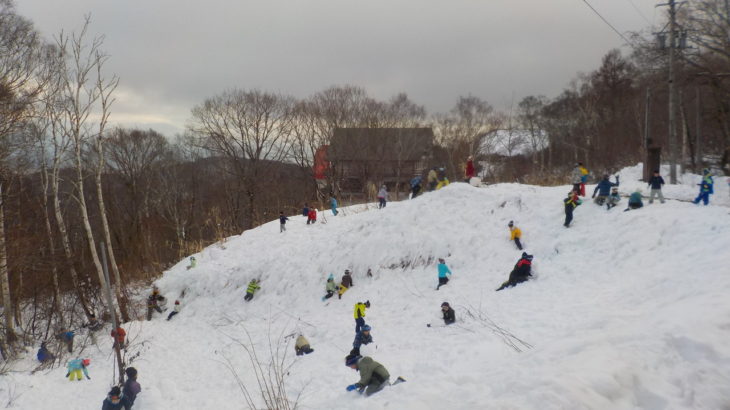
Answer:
[
  {"left": 244, "top": 279, "right": 260, "bottom": 301},
  {"left": 508, "top": 221, "right": 523, "bottom": 250},
  {"left": 354, "top": 301, "right": 370, "bottom": 334},
  {"left": 564, "top": 190, "right": 581, "bottom": 227},
  {"left": 436, "top": 258, "right": 452, "bottom": 290},
  {"left": 496, "top": 253, "right": 534, "bottom": 291},
  {"left": 345, "top": 355, "right": 391, "bottom": 397},
  {"left": 351, "top": 324, "right": 373, "bottom": 356},
  {"left": 66, "top": 358, "right": 91, "bottom": 381}
]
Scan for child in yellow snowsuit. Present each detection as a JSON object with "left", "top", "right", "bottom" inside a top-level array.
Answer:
[
  {"left": 508, "top": 220, "right": 523, "bottom": 250},
  {"left": 66, "top": 358, "right": 90, "bottom": 381}
]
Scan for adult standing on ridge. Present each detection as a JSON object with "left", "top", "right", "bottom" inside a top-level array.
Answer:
[
  {"left": 508, "top": 221, "right": 523, "bottom": 250},
  {"left": 693, "top": 168, "right": 714, "bottom": 205},
  {"left": 377, "top": 185, "right": 388, "bottom": 209},
  {"left": 465, "top": 155, "right": 475, "bottom": 182},
  {"left": 123, "top": 367, "right": 142, "bottom": 406},
  {"left": 427, "top": 168, "right": 438, "bottom": 191},
  {"left": 592, "top": 174, "right": 619, "bottom": 205},
  {"left": 244, "top": 279, "right": 260, "bottom": 301},
  {"left": 564, "top": 190, "right": 581, "bottom": 227},
  {"left": 647, "top": 170, "right": 666, "bottom": 204},
  {"left": 436, "top": 258, "right": 452, "bottom": 290},
  {"left": 339, "top": 269, "right": 353, "bottom": 299},
  {"left": 279, "top": 211, "right": 289, "bottom": 232},
  {"left": 330, "top": 195, "right": 338, "bottom": 216},
  {"left": 351, "top": 324, "right": 373, "bottom": 356},
  {"left": 496, "top": 252, "right": 534, "bottom": 291},
  {"left": 345, "top": 355, "right": 391, "bottom": 397},
  {"left": 354, "top": 301, "right": 370, "bottom": 334}
]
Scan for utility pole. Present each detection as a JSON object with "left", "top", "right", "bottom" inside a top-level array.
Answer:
[
  {"left": 643, "top": 88, "right": 651, "bottom": 181},
  {"left": 667, "top": 0, "right": 679, "bottom": 183}
]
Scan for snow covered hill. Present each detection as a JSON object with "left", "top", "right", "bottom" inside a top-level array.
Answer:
[{"left": 4, "top": 165, "right": 730, "bottom": 410}]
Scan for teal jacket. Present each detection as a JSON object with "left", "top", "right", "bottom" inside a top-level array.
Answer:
[{"left": 437, "top": 263, "right": 452, "bottom": 278}]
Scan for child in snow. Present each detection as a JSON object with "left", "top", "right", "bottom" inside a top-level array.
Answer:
[
  {"left": 563, "top": 190, "right": 581, "bottom": 227},
  {"left": 37, "top": 342, "right": 54, "bottom": 363},
  {"left": 377, "top": 185, "right": 388, "bottom": 209},
  {"left": 339, "top": 270, "right": 353, "bottom": 299},
  {"left": 625, "top": 189, "right": 644, "bottom": 211},
  {"left": 83, "top": 313, "right": 103, "bottom": 332},
  {"left": 307, "top": 207, "right": 317, "bottom": 224},
  {"left": 496, "top": 253, "right": 533, "bottom": 291},
  {"left": 465, "top": 155, "right": 475, "bottom": 181},
  {"left": 111, "top": 326, "right": 126, "bottom": 350},
  {"left": 647, "top": 170, "right": 665, "bottom": 204},
  {"left": 508, "top": 221, "right": 523, "bottom": 250},
  {"left": 66, "top": 358, "right": 90, "bottom": 381},
  {"left": 279, "top": 211, "right": 289, "bottom": 232},
  {"left": 410, "top": 175, "right": 422, "bottom": 198},
  {"left": 592, "top": 174, "right": 619, "bottom": 205},
  {"left": 693, "top": 169, "right": 714, "bottom": 205},
  {"left": 436, "top": 258, "right": 452, "bottom": 290},
  {"left": 579, "top": 163, "right": 589, "bottom": 196},
  {"left": 427, "top": 168, "right": 438, "bottom": 191},
  {"left": 345, "top": 355, "right": 391, "bottom": 397},
  {"left": 147, "top": 287, "right": 165, "bottom": 320},
  {"left": 167, "top": 300, "right": 181, "bottom": 320},
  {"left": 606, "top": 187, "right": 621, "bottom": 210},
  {"left": 102, "top": 386, "right": 130, "bottom": 410},
  {"left": 244, "top": 279, "right": 260, "bottom": 301},
  {"left": 57, "top": 329, "right": 74, "bottom": 353},
  {"left": 436, "top": 167, "right": 450, "bottom": 190},
  {"left": 351, "top": 324, "right": 373, "bottom": 356},
  {"left": 295, "top": 334, "right": 314, "bottom": 356},
  {"left": 302, "top": 203, "right": 309, "bottom": 218},
  {"left": 324, "top": 276, "right": 337, "bottom": 300},
  {"left": 186, "top": 256, "right": 196, "bottom": 270},
  {"left": 123, "top": 367, "right": 142, "bottom": 406},
  {"left": 354, "top": 301, "right": 370, "bottom": 334},
  {"left": 441, "top": 302, "right": 456, "bottom": 325},
  {"left": 330, "top": 196, "right": 338, "bottom": 216}
]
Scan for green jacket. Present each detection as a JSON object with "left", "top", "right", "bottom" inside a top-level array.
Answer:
[
  {"left": 326, "top": 281, "right": 336, "bottom": 292},
  {"left": 356, "top": 357, "right": 390, "bottom": 387},
  {"left": 246, "top": 281, "right": 260, "bottom": 294}
]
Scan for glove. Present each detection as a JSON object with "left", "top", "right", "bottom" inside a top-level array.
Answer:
[
  {"left": 86, "top": 375, "right": 91, "bottom": 380},
  {"left": 346, "top": 384, "right": 359, "bottom": 392}
]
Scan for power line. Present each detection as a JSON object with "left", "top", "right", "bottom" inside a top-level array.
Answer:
[
  {"left": 626, "top": 0, "right": 652, "bottom": 26},
  {"left": 580, "top": 0, "right": 635, "bottom": 46}
]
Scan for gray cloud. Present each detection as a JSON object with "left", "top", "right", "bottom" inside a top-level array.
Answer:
[{"left": 16, "top": 0, "right": 657, "bottom": 135}]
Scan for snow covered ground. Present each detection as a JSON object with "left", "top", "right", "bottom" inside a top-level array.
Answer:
[{"left": 3, "top": 165, "right": 730, "bottom": 410}]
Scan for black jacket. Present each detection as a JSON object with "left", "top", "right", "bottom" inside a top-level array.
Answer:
[
  {"left": 648, "top": 176, "right": 665, "bottom": 190},
  {"left": 511, "top": 259, "right": 532, "bottom": 280},
  {"left": 442, "top": 307, "right": 456, "bottom": 325}
]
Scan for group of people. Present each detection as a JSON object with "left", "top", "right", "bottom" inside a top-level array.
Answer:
[{"left": 101, "top": 367, "right": 142, "bottom": 410}]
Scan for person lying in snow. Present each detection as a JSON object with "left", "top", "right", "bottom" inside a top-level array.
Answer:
[
  {"left": 345, "top": 355, "right": 391, "bottom": 397},
  {"left": 496, "top": 253, "right": 533, "bottom": 291},
  {"left": 295, "top": 334, "right": 314, "bottom": 356}
]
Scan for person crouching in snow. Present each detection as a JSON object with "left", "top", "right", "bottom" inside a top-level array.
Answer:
[
  {"left": 625, "top": 189, "right": 644, "bottom": 211},
  {"left": 508, "top": 220, "right": 523, "bottom": 250},
  {"left": 323, "top": 275, "right": 336, "bottom": 300},
  {"left": 244, "top": 279, "right": 260, "bottom": 301},
  {"left": 345, "top": 355, "right": 391, "bottom": 396},
  {"left": 351, "top": 324, "right": 373, "bottom": 356},
  {"left": 592, "top": 174, "right": 619, "bottom": 206},
  {"left": 295, "top": 334, "right": 314, "bottom": 356},
  {"left": 37, "top": 342, "right": 54, "bottom": 363},
  {"left": 167, "top": 300, "right": 181, "bottom": 320},
  {"left": 496, "top": 253, "right": 533, "bottom": 291},
  {"left": 102, "top": 386, "right": 130, "bottom": 410},
  {"left": 436, "top": 258, "right": 452, "bottom": 290},
  {"left": 66, "top": 358, "right": 91, "bottom": 381},
  {"left": 441, "top": 302, "right": 456, "bottom": 325}
]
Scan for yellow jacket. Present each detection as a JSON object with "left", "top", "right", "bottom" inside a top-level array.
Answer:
[
  {"left": 510, "top": 227, "right": 522, "bottom": 240},
  {"left": 295, "top": 335, "right": 310, "bottom": 349},
  {"left": 580, "top": 166, "right": 588, "bottom": 176},
  {"left": 354, "top": 303, "right": 367, "bottom": 319}
]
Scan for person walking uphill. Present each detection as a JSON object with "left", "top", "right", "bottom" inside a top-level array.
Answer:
[
  {"left": 377, "top": 185, "right": 388, "bottom": 209},
  {"left": 508, "top": 221, "right": 523, "bottom": 250},
  {"left": 279, "top": 211, "right": 289, "bottom": 232},
  {"left": 330, "top": 196, "right": 338, "bottom": 216},
  {"left": 339, "top": 270, "right": 353, "bottom": 299},
  {"left": 436, "top": 258, "right": 452, "bottom": 290},
  {"left": 564, "top": 190, "right": 582, "bottom": 227},
  {"left": 354, "top": 301, "right": 370, "bottom": 334},
  {"left": 496, "top": 253, "right": 533, "bottom": 291},
  {"left": 647, "top": 170, "right": 665, "bottom": 204},
  {"left": 123, "top": 367, "right": 142, "bottom": 407},
  {"left": 345, "top": 355, "right": 391, "bottom": 397},
  {"left": 592, "top": 174, "right": 619, "bottom": 205},
  {"left": 351, "top": 324, "right": 373, "bottom": 356},
  {"left": 244, "top": 279, "right": 260, "bottom": 301},
  {"left": 66, "top": 358, "right": 91, "bottom": 381}
]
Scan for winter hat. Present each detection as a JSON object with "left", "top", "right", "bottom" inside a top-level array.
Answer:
[
  {"left": 438, "top": 258, "right": 445, "bottom": 263},
  {"left": 345, "top": 354, "right": 361, "bottom": 367},
  {"left": 345, "top": 269, "right": 350, "bottom": 274},
  {"left": 125, "top": 367, "right": 137, "bottom": 378},
  {"left": 521, "top": 252, "right": 528, "bottom": 258},
  {"left": 508, "top": 221, "right": 514, "bottom": 227},
  {"left": 524, "top": 254, "right": 534, "bottom": 261},
  {"left": 174, "top": 300, "right": 180, "bottom": 305},
  {"left": 82, "top": 358, "right": 91, "bottom": 366},
  {"left": 441, "top": 302, "right": 450, "bottom": 308},
  {"left": 109, "top": 386, "right": 121, "bottom": 398},
  {"left": 361, "top": 325, "right": 371, "bottom": 332},
  {"left": 365, "top": 300, "right": 370, "bottom": 308}
]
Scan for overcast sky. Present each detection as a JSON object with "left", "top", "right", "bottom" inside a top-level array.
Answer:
[{"left": 16, "top": 0, "right": 659, "bottom": 136}]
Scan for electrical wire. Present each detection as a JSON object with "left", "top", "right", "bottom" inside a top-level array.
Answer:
[
  {"left": 580, "top": 0, "right": 636, "bottom": 46},
  {"left": 627, "top": 0, "right": 653, "bottom": 26}
]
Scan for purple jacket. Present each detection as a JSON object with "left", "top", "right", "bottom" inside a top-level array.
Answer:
[{"left": 123, "top": 379, "right": 141, "bottom": 404}]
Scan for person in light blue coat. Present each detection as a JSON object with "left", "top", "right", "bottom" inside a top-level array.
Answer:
[
  {"left": 330, "top": 196, "right": 338, "bottom": 216},
  {"left": 436, "top": 258, "right": 452, "bottom": 290}
]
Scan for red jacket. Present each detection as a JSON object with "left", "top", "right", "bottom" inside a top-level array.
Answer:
[
  {"left": 308, "top": 209, "right": 317, "bottom": 220},
  {"left": 111, "top": 327, "right": 126, "bottom": 344},
  {"left": 465, "top": 160, "right": 475, "bottom": 178}
]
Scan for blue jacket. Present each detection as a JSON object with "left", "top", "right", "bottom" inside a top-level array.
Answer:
[
  {"left": 648, "top": 176, "right": 665, "bottom": 190},
  {"left": 279, "top": 215, "right": 288, "bottom": 224},
  {"left": 629, "top": 192, "right": 643, "bottom": 205},
  {"left": 37, "top": 346, "right": 51, "bottom": 362},
  {"left": 302, "top": 207, "right": 309, "bottom": 217},
  {"left": 593, "top": 177, "right": 618, "bottom": 196},
  {"left": 330, "top": 197, "right": 338, "bottom": 207},
  {"left": 410, "top": 176, "right": 422, "bottom": 188},
  {"left": 437, "top": 263, "right": 452, "bottom": 278},
  {"left": 353, "top": 331, "right": 373, "bottom": 348}
]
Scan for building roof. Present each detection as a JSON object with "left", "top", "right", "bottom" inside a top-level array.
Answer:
[{"left": 329, "top": 128, "right": 433, "bottom": 161}]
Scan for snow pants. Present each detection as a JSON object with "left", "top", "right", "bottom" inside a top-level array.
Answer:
[
  {"left": 496, "top": 274, "right": 529, "bottom": 291},
  {"left": 378, "top": 198, "right": 386, "bottom": 208},
  {"left": 355, "top": 318, "right": 365, "bottom": 334},
  {"left": 514, "top": 238, "right": 523, "bottom": 250},
  {"left": 295, "top": 345, "right": 314, "bottom": 356},
  {"left": 564, "top": 205, "right": 574, "bottom": 227},
  {"left": 68, "top": 369, "right": 84, "bottom": 381},
  {"left": 167, "top": 311, "right": 178, "bottom": 321},
  {"left": 437, "top": 276, "right": 449, "bottom": 289},
  {"left": 693, "top": 192, "right": 710, "bottom": 205},
  {"left": 332, "top": 205, "right": 338, "bottom": 216},
  {"left": 649, "top": 189, "right": 665, "bottom": 204},
  {"left": 244, "top": 292, "right": 255, "bottom": 301},
  {"left": 338, "top": 285, "right": 348, "bottom": 299},
  {"left": 363, "top": 378, "right": 390, "bottom": 396},
  {"left": 323, "top": 290, "right": 334, "bottom": 300},
  {"left": 147, "top": 305, "right": 162, "bottom": 321},
  {"left": 593, "top": 195, "right": 607, "bottom": 205}
]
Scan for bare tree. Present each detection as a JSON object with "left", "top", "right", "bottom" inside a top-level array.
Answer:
[{"left": 518, "top": 95, "right": 549, "bottom": 170}]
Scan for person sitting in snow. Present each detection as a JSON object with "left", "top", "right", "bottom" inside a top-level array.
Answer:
[
  {"left": 244, "top": 279, "right": 260, "bottom": 301},
  {"left": 625, "top": 189, "right": 644, "bottom": 211},
  {"left": 496, "top": 252, "right": 533, "bottom": 291},
  {"left": 693, "top": 168, "right": 714, "bottom": 205},
  {"left": 345, "top": 355, "right": 391, "bottom": 397},
  {"left": 147, "top": 286, "right": 165, "bottom": 320},
  {"left": 508, "top": 220, "right": 523, "bottom": 250},
  {"left": 354, "top": 301, "right": 370, "bottom": 334},
  {"left": 37, "top": 342, "right": 54, "bottom": 363},
  {"left": 339, "top": 269, "right": 353, "bottom": 299},
  {"left": 563, "top": 190, "right": 581, "bottom": 227},
  {"left": 167, "top": 300, "right": 181, "bottom": 320},
  {"left": 111, "top": 326, "right": 126, "bottom": 350},
  {"left": 186, "top": 256, "right": 197, "bottom": 270},
  {"left": 436, "top": 258, "right": 452, "bottom": 290},
  {"left": 102, "top": 386, "right": 130, "bottom": 410},
  {"left": 441, "top": 302, "right": 456, "bottom": 325},
  {"left": 592, "top": 174, "right": 619, "bottom": 206},
  {"left": 66, "top": 358, "right": 91, "bottom": 381},
  {"left": 307, "top": 207, "right": 317, "bottom": 224},
  {"left": 323, "top": 275, "right": 337, "bottom": 300},
  {"left": 351, "top": 324, "right": 373, "bottom": 356},
  {"left": 295, "top": 334, "right": 314, "bottom": 356},
  {"left": 606, "top": 186, "right": 621, "bottom": 210},
  {"left": 123, "top": 367, "right": 142, "bottom": 406}
]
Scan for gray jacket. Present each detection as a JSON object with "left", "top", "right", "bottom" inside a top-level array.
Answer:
[
  {"left": 571, "top": 167, "right": 583, "bottom": 184},
  {"left": 377, "top": 187, "right": 388, "bottom": 200},
  {"left": 356, "top": 356, "right": 390, "bottom": 386}
]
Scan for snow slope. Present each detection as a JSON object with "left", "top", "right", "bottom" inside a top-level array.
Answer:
[{"left": 3, "top": 167, "right": 730, "bottom": 410}]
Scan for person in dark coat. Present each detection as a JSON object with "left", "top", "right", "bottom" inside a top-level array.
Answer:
[
  {"left": 302, "top": 203, "right": 309, "bottom": 218},
  {"left": 102, "top": 386, "right": 131, "bottom": 410},
  {"left": 441, "top": 302, "right": 456, "bottom": 325},
  {"left": 37, "top": 342, "right": 54, "bottom": 363},
  {"left": 647, "top": 170, "right": 666, "bottom": 204},
  {"left": 123, "top": 367, "right": 142, "bottom": 406},
  {"left": 339, "top": 270, "right": 353, "bottom": 299},
  {"left": 279, "top": 211, "right": 289, "bottom": 233},
  {"left": 592, "top": 174, "right": 619, "bottom": 205},
  {"left": 410, "top": 176, "right": 422, "bottom": 199},
  {"left": 564, "top": 190, "right": 581, "bottom": 227},
  {"left": 351, "top": 324, "right": 373, "bottom": 356},
  {"left": 496, "top": 253, "right": 533, "bottom": 291}
]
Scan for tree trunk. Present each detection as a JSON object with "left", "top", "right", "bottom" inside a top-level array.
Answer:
[
  {"left": 0, "top": 183, "right": 18, "bottom": 347},
  {"left": 95, "top": 137, "right": 130, "bottom": 322},
  {"left": 40, "top": 164, "right": 64, "bottom": 325}
]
